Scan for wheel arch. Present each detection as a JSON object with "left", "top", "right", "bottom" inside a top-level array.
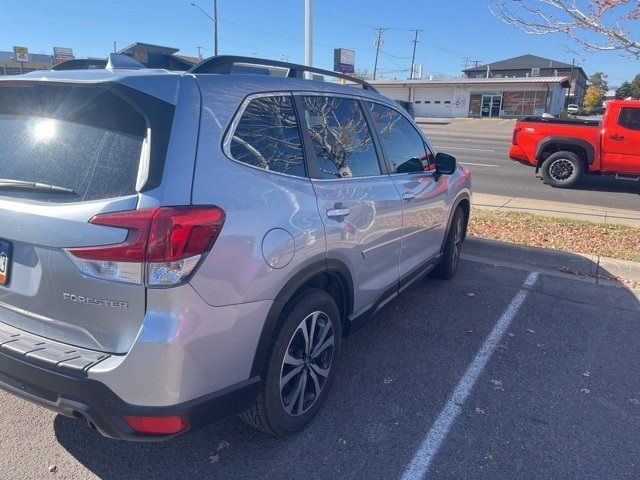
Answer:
[
  {"left": 441, "top": 193, "right": 471, "bottom": 255},
  {"left": 249, "top": 259, "right": 354, "bottom": 378},
  {"left": 535, "top": 136, "right": 594, "bottom": 172}
]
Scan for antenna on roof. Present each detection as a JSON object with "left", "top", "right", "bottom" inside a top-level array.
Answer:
[{"left": 106, "top": 53, "right": 146, "bottom": 70}]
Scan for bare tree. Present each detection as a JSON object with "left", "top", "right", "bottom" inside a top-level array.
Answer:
[{"left": 489, "top": 0, "right": 640, "bottom": 57}]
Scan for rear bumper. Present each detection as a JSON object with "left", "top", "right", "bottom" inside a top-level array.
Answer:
[
  {"left": 0, "top": 349, "right": 259, "bottom": 441},
  {"left": 508, "top": 144, "right": 534, "bottom": 166}
]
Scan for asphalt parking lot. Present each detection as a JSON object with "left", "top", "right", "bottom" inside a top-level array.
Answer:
[{"left": 1, "top": 258, "right": 639, "bottom": 480}]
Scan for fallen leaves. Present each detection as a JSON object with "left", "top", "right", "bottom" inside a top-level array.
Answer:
[
  {"left": 48, "top": 465, "right": 57, "bottom": 474},
  {"left": 383, "top": 377, "right": 393, "bottom": 384},
  {"left": 580, "top": 388, "right": 591, "bottom": 395},
  {"left": 468, "top": 211, "right": 640, "bottom": 263},
  {"left": 208, "top": 440, "right": 231, "bottom": 464},
  {"left": 490, "top": 379, "right": 504, "bottom": 391}
]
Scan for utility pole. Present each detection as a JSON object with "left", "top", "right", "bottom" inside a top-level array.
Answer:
[
  {"left": 305, "top": 0, "right": 313, "bottom": 72},
  {"left": 197, "top": 46, "right": 204, "bottom": 59},
  {"left": 409, "top": 29, "right": 423, "bottom": 79},
  {"left": 471, "top": 60, "right": 482, "bottom": 67},
  {"left": 373, "top": 27, "right": 387, "bottom": 80},
  {"left": 567, "top": 58, "right": 575, "bottom": 107}
]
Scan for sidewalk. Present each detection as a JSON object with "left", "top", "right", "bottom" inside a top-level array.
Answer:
[{"left": 472, "top": 192, "right": 640, "bottom": 228}]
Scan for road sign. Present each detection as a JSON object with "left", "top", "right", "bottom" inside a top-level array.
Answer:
[
  {"left": 53, "top": 47, "right": 75, "bottom": 65},
  {"left": 13, "top": 46, "right": 29, "bottom": 63},
  {"left": 334, "top": 48, "right": 355, "bottom": 74}
]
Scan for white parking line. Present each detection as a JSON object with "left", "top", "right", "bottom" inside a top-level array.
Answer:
[{"left": 401, "top": 271, "right": 540, "bottom": 480}]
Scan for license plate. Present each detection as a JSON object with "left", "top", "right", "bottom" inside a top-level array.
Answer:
[{"left": 0, "top": 240, "right": 11, "bottom": 286}]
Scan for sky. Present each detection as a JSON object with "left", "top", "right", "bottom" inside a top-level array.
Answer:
[{"left": 0, "top": 0, "right": 637, "bottom": 86}]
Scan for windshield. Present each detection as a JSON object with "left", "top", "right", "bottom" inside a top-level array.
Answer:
[{"left": 0, "top": 84, "right": 147, "bottom": 203}]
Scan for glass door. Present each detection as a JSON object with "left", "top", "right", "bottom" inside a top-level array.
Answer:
[{"left": 481, "top": 94, "right": 503, "bottom": 117}]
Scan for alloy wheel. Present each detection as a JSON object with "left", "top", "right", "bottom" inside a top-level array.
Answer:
[
  {"left": 279, "top": 311, "right": 335, "bottom": 416},
  {"left": 452, "top": 214, "right": 464, "bottom": 270},
  {"left": 549, "top": 158, "right": 575, "bottom": 182}
]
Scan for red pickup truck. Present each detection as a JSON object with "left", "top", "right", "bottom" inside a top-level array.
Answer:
[{"left": 509, "top": 100, "right": 640, "bottom": 187}]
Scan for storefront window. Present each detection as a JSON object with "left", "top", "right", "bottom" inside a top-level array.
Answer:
[
  {"left": 501, "top": 91, "right": 547, "bottom": 116},
  {"left": 469, "top": 94, "right": 482, "bottom": 116}
]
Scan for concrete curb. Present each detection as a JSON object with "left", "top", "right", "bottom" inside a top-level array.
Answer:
[{"left": 463, "top": 236, "right": 640, "bottom": 283}]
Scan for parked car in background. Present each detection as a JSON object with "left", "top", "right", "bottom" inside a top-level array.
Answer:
[
  {"left": 0, "top": 55, "right": 471, "bottom": 441},
  {"left": 567, "top": 104, "right": 580, "bottom": 115},
  {"left": 509, "top": 99, "right": 640, "bottom": 187}
]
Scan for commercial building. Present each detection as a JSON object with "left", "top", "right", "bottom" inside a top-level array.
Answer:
[
  {"left": 463, "top": 54, "right": 587, "bottom": 108},
  {"left": 1, "top": 43, "right": 198, "bottom": 76},
  {"left": 0, "top": 51, "right": 53, "bottom": 75},
  {"left": 371, "top": 76, "right": 570, "bottom": 118}
]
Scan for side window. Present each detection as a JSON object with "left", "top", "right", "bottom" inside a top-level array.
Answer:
[
  {"left": 300, "top": 96, "right": 381, "bottom": 179},
  {"left": 368, "top": 102, "right": 431, "bottom": 174},
  {"left": 618, "top": 107, "right": 640, "bottom": 131},
  {"left": 228, "top": 95, "right": 305, "bottom": 177}
]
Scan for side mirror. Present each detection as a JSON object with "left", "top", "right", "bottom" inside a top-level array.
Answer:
[{"left": 435, "top": 152, "right": 457, "bottom": 175}]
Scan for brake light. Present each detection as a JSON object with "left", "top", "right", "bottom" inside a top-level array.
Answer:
[
  {"left": 512, "top": 127, "right": 522, "bottom": 145},
  {"left": 123, "top": 415, "right": 188, "bottom": 436},
  {"left": 66, "top": 206, "right": 225, "bottom": 286}
]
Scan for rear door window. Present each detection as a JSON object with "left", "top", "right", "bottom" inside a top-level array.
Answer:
[
  {"left": 618, "top": 107, "right": 640, "bottom": 130},
  {"left": 227, "top": 94, "right": 306, "bottom": 177},
  {"left": 0, "top": 85, "right": 148, "bottom": 203},
  {"left": 300, "top": 95, "right": 381, "bottom": 179}
]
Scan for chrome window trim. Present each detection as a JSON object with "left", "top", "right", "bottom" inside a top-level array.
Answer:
[{"left": 222, "top": 91, "right": 310, "bottom": 181}]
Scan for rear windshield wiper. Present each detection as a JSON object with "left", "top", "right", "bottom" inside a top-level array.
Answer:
[{"left": 0, "top": 179, "right": 77, "bottom": 195}]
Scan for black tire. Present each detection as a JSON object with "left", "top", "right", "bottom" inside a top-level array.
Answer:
[
  {"left": 433, "top": 206, "right": 467, "bottom": 280},
  {"left": 541, "top": 151, "right": 584, "bottom": 188},
  {"left": 240, "top": 289, "right": 342, "bottom": 437}
]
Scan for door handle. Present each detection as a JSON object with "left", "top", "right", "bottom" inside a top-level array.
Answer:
[
  {"left": 327, "top": 207, "right": 350, "bottom": 218},
  {"left": 402, "top": 192, "right": 416, "bottom": 201},
  {"left": 610, "top": 134, "right": 625, "bottom": 141}
]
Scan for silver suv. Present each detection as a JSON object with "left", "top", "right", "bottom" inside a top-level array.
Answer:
[{"left": 0, "top": 55, "right": 471, "bottom": 440}]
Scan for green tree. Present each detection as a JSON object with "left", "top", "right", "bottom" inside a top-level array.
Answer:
[
  {"left": 616, "top": 81, "right": 634, "bottom": 99},
  {"left": 630, "top": 74, "right": 640, "bottom": 99},
  {"left": 589, "top": 72, "right": 608, "bottom": 93},
  {"left": 583, "top": 85, "right": 603, "bottom": 113}
]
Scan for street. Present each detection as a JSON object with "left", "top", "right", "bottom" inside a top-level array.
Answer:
[
  {"left": 423, "top": 121, "right": 640, "bottom": 212},
  {"left": 2, "top": 258, "right": 639, "bottom": 480}
]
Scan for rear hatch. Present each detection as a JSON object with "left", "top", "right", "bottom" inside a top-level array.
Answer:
[{"left": 0, "top": 79, "right": 175, "bottom": 354}]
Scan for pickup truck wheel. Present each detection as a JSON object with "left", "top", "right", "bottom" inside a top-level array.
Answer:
[{"left": 541, "top": 151, "right": 583, "bottom": 188}]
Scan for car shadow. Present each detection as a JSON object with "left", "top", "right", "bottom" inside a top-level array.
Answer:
[
  {"left": 537, "top": 174, "right": 640, "bottom": 195},
  {"left": 52, "top": 245, "right": 640, "bottom": 480}
]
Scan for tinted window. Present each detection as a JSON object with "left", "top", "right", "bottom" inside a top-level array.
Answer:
[
  {"left": 229, "top": 95, "right": 305, "bottom": 177},
  {"left": 0, "top": 85, "right": 147, "bottom": 203},
  {"left": 618, "top": 107, "right": 640, "bottom": 131},
  {"left": 301, "top": 96, "right": 380, "bottom": 179},
  {"left": 368, "top": 103, "right": 430, "bottom": 173}
]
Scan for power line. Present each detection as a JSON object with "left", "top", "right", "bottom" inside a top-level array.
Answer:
[
  {"left": 409, "top": 28, "right": 423, "bottom": 79},
  {"left": 372, "top": 27, "right": 388, "bottom": 80}
]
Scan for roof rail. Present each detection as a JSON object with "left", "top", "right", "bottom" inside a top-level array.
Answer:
[{"left": 189, "top": 55, "right": 377, "bottom": 92}]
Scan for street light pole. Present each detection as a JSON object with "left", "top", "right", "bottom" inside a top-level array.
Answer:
[
  {"left": 305, "top": 0, "right": 313, "bottom": 71},
  {"left": 213, "top": 0, "right": 218, "bottom": 56},
  {"left": 190, "top": 2, "right": 218, "bottom": 56}
]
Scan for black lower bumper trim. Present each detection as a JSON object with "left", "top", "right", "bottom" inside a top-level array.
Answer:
[{"left": 0, "top": 350, "right": 259, "bottom": 441}]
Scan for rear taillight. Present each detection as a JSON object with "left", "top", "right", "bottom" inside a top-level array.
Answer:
[
  {"left": 512, "top": 127, "right": 522, "bottom": 145},
  {"left": 66, "top": 206, "right": 225, "bottom": 287}
]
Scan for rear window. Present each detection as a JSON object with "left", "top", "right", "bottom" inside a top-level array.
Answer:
[{"left": 0, "top": 84, "right": 147, "bottom": 203}]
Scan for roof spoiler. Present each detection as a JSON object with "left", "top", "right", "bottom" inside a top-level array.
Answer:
[
  {"left": 189, "top": 55, "right": 377, "bottom": 92},
  {"left": 106, "top": 53, "right": 146, "bottom": 70}
]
